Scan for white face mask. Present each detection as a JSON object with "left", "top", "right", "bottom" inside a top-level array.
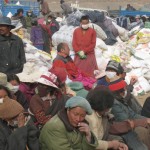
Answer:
[
  {"left": 11, "top": 85, "right": 19, "bottom": 93},
  {"left": 122, "top": 90, "right": 127, "bottom": 98},
  {"left": 48, "top": 19, "right": 51, "bottom": 22},
  {"left": 81, "top": 24, "right": 89, "bottom": 30},
  {"left": 105, "top": 71, "right": 116, "bottom": 79}
]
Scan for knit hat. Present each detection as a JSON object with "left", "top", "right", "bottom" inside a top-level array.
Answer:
[
  {"left": 0, "top": 97, "right": 24, "bottom": 120},
  {"left": 67, "top": 82, "right": 88, "bottom": 98},
  {"left": 65, "top": 96, "right": 93, "bottom": 115},
  {"left": 0, "top": 72, "right": 13, "bottom": 90},
  {"left": 106, "top": 60, "right": 124, "bottom": 74},
  {"left": 109, "top": 78, "right": 126, "bottom": 92},
  {"left": 36, "top": 72, "right": 58, "bottom": 89},
  {"left": 50, "top": 67, "right": 67, "bottom": 83}
]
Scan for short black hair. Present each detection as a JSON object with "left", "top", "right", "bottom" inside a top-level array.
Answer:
[
  {"left": 80, "top": 15, "right": 89, "bottom": 22},
  {"left": 86, "top": 86, "right": 114, "bottom": 112},
  {"left": 31, "top": 19, "right": 38, "bottom": 26},
  {"left": 17, "top": 8, "right": 24, "bottom": 14},
  {"left": 57, "top": 43, "right": 65, "bottom": 52},
  {"left": 0, "top": 85, "right": 12, "bottom": 98},
  {"left": 7, "top": 74, "right": 20, "bottom": 84}
]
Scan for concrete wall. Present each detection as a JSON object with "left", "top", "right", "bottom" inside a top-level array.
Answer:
[{"left": 48, "top": 0, "right": 150, "bottom": 12}]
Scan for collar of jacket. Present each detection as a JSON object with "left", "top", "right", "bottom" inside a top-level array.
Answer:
[
  {"left": 55, "top": 54, "right": 72, "bottom": 64},
  {"left": 0, "top": 33, "right": 18, "bottom": 41},
  {"left": 58, "top": 109, "right": 88, "bottom": 132}
]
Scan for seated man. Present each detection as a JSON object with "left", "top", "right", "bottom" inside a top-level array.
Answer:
[
  {"left": 109, "top": 78, "right": 150, "bottom": 150},
  {"left": 52, "top": 43, "right": 96, "bottom": 89},
  {"left": 40, "top": 96, "right": 98, "bottom": 150}
]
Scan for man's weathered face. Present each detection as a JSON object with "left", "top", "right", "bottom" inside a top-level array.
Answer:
[
  {"left": 62, "top": 44, "right": 70, "bottom": 56},
  {"left": 0, "top": 25, "right": 11, "bottom": 36}
]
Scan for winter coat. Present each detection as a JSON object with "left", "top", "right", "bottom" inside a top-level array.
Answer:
[
  {"left": 0, "top": 119, "right": 40, "bottom": 150},
  {"left": 47, "top": 20, "right": 59, "bottom": 35},
  {"left": 111, "top": 98, "right": 144, "bottom": 122},
  {"left": 15, "top": 90, "right": 29, "bottom": 110},
  {"left": 30, "top": 26, "right": 44, "bottom": 46},
  {"left": 0, "top": 34, "right": 26, "bottom": 74},
  {"left": 40, "top": 109, "right": 98, "bottom": 150}
]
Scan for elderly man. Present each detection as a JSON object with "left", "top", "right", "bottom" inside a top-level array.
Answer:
[
  {"left": 40, "top": 96, "right": 98, "bottom": 150},
  {"left": 0, "top": 16, "right": 26, "bottom": 74},
  {"left": 52, "top": 43, "right": 96, "bottom": 89}
]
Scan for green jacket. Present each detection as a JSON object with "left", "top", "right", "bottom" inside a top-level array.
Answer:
[{"left": 40, "top": 110, "right": 98, "bottom": 150}]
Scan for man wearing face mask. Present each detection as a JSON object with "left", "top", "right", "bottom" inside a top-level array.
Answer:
[
  {"left": 25, "top": 10, "right": 36, "bottom": 32},
  {"left": 7, "top": 74, "right": 29, "bottom": 111},
  {"left": 105, "top": 60, "right": 142, "bottom": 114},
  {"left": 109, "top": 78, "right": 150, "bottom": 150},
  {"left": 0, "top": 97, "right": 40, "bottom": 150},
  {"left": 72, "top": 15, "right": 98, "bottom": 78},
  {"left": 46, "top": 15, "right": 59, "bottom": 36}
]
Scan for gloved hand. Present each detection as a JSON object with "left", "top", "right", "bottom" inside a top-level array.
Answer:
[{"left": 77, "top": 50, "right": 87, "bottom": 59}]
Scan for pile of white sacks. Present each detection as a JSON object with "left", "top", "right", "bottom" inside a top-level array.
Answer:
[
  {"left": 52, "top": 19, "right": 150, "bottom": 96},
  {"left": 17, "top": 39, "right": 52, "bottom": 83}
]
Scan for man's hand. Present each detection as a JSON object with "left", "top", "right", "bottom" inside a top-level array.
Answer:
[
  {"left": 130, "top": 77, "right": 137, "bottom": 85},
  {"left": 78, "top": 122, "right": 91, "bottom": 143}
]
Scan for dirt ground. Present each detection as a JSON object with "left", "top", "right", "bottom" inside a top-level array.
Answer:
[{"left": 48, "top": 0, "right": 150, "bottom": 12}]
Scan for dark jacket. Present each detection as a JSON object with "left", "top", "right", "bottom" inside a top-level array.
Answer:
[
  {"left": 47, "top": 20, "right": 59, "bottom": 35},
  {"left": 30, "top": 26, "right": 44, "bottom": 46},
  {"left": 0, "top": 119, "right": 40, "bottom": 150},
  {"left": 15, "top": 90, "right": 29, "bottom": 110},
  {"left": 0, "top": 34, "right": 26, "bottom": 74}
]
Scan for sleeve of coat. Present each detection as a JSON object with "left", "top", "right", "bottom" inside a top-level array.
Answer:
[
  {"left": 84, "top": 29, "right": 96, "bottom": 54},
  {"left": 72, "top": 29, "right": 82, "bottom": 53}
]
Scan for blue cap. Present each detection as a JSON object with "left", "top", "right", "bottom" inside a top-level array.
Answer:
[{"left": 65, "top": 96, "right": 92, "bottom": 115}]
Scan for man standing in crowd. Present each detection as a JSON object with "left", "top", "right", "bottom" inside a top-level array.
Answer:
[
  {"left": 37, "top": 0, "right": 50, "bottom": 16},
  {"left": 12, "top": 8, "right": 27, "bottom": 28},
  {"left": 60, "top": 0, "right": 72, "bottom": 17},
  {"left": 72, "top": 15, "right": 98, "bottom": 78},
  {"left": 0, "top": 16, "right": 26, "bottom": 74}
]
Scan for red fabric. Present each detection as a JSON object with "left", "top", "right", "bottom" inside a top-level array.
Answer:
[
  {"left": 72, "top": 27, "right": 96, "bottom": 54},
  {"left": 109, "top": 79, "right": 126, "bottom": 91},
  {"left": 72, "top": 27, "right": 97, "bottom": 78},
  {"left": 52, "top": 59, "right": 79, "bottom": 79},
  {"left": 50, "top": 67, "right": 67, "bottom": 83}
]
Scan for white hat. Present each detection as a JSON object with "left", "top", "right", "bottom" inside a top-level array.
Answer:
[
  {"left": 142, "top": 15, "right": 149, "bottom": 18},
  {"left": 37, "top": 72, "right": 58, "bottom": 89}
]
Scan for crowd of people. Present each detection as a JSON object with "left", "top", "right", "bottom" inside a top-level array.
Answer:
[{"left": 1, "top": 0, "right": 150, "bottom": 150}]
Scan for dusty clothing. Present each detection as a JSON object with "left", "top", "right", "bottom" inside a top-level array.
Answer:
[
  {"left": 41, "top": 0, "right": 50, "bottom": 16},
  {"left": 12, "top": 15, "right": 27, "bottom": 28},
  {"left": 29, "top": 94, "right": 68, "bottom": 125},
  {"left": 0, "top": 34, "right": 26, "bottom": 74},
  {"left": 72, "top": 27, "right": 97, "bottom": 78},
  {"left": 86, "top": 110, "right": 133, "bottom": 150},
  {"left": 0, "top": 119, "right": 40, "bottom": 150},
  {"left": 40, "top": 109, "right": 98, "bottom": 150},
  {"left": 30, "top": 25, "right": 44, "bottom": 49},
  {"left": 61, "top": 2, "right": 72, "bottom": 16},
  {"left": 19, "top": 83, "right": 36, "bottom": 103},
  {"left": 53, "top": 55, "right": 96, "bottom": 89},
  {"left": 47, "top": 20, "right": 59, "bottom": 35},
  {"left": 14, "top": 90, "right": 29, "bottom": 110}
]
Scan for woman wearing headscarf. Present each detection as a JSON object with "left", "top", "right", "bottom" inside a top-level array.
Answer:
[{"left": 40, "top": 96, "right": 98, "bottom": 150}]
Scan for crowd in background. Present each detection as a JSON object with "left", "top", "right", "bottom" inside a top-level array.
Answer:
[{"left": 1, "top": 0, "right": 150, "bottom": 150}]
